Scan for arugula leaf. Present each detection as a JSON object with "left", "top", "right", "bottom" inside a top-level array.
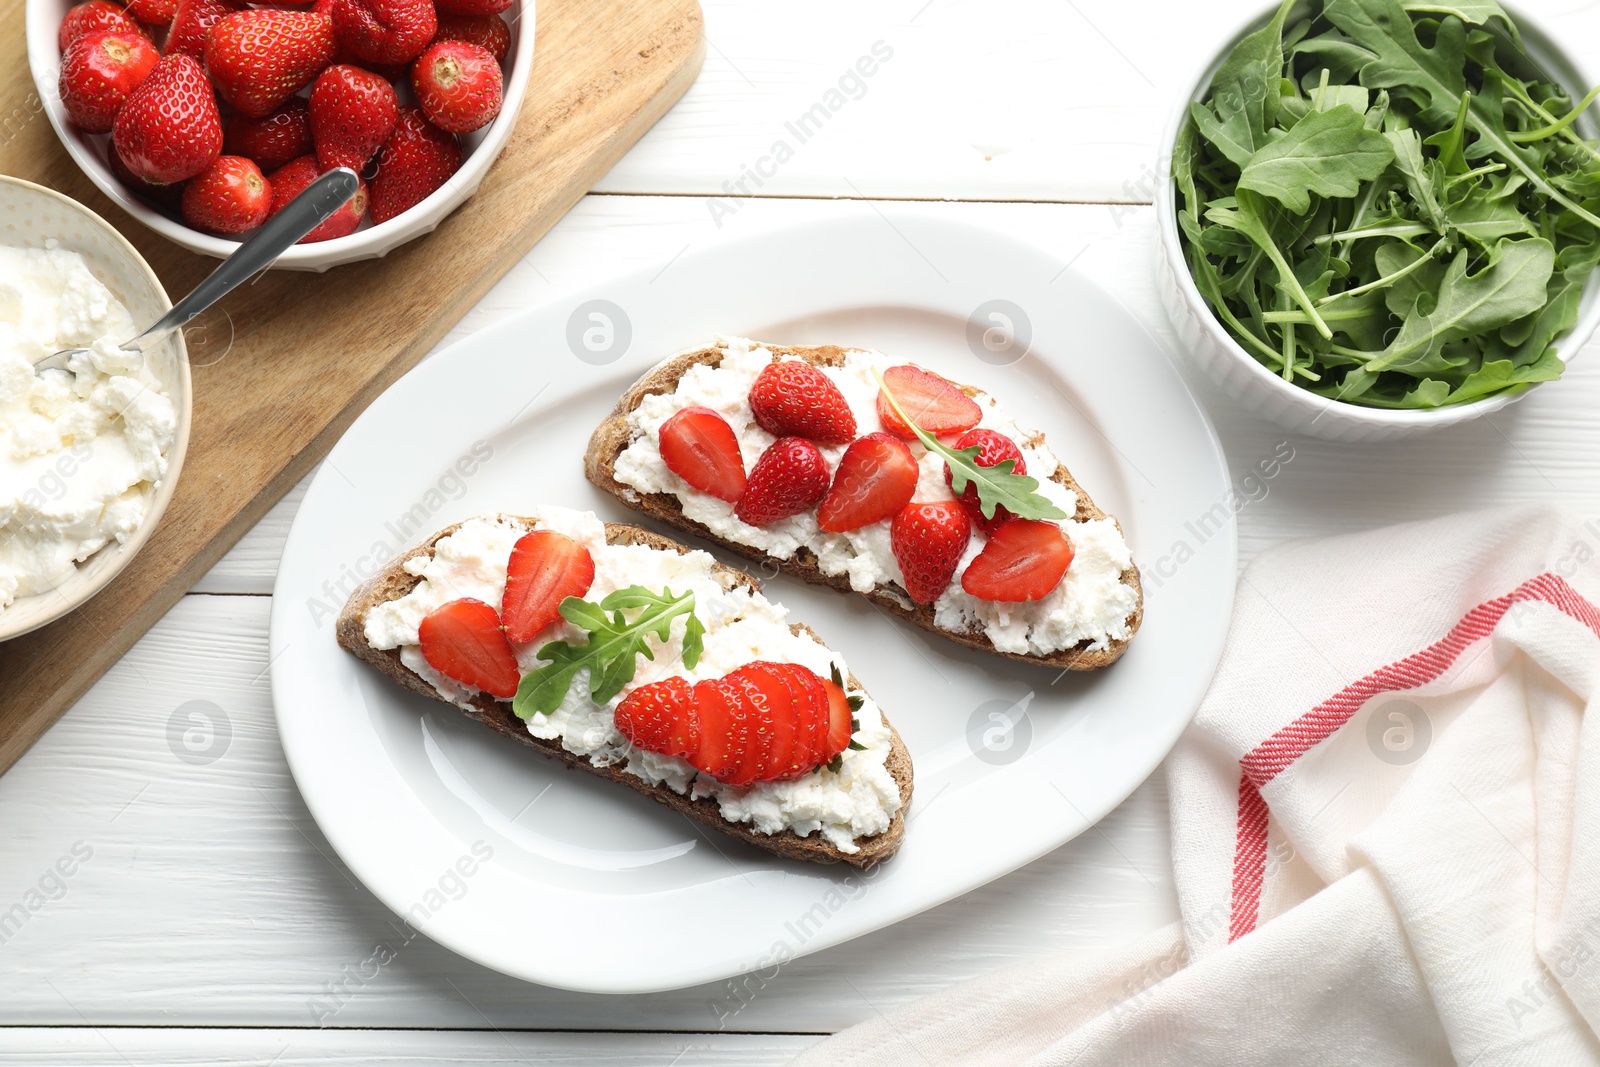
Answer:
[
  {"left": 1187, "top": 0, "right": 1294, "bottom": 168},
  {"left": 870, "top": 368, "right": 1066, "bottom": 523},
  {"left": 1238, "top": 104, "right": 1394, "bottom": 212},
  {"left": 1325, "top": 0, "right": 1600, "bottom": 229},
  {"left": 1365, "top": 237, "right": 1554, "bottom": 373},
  {"left": 1206, "top": 190, "right": 1335, "bottom": 338},
  {"left": 512, "top": 586, "right": 702, "bottom": 717}
]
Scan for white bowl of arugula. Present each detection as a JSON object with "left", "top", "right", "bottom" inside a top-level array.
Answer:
[{"left": 1157, "top": 0, "right": 1600, "bottom": 441}]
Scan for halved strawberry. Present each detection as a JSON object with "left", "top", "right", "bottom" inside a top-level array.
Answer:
[
  {"left": 614, "top": 677, "right": 697, "bottom": 759},
  {"left": 735, "top": 437, "right": 829, "bottom": 527},
  {"left": 658, "top": 406, "right": 746, "bottom": 503},
  {"left": 816, "top": 432, "right": 918, "bottom": 533},
  {"left": 945, "top": 428, "right": 1026, "bottom": 534},
  {"left": 501, "top": 530, "right": 594, "bottom": 643},
  {"left": 418, "top": 597, "right": 520, "bottom": 698},
  {"left": 821, "top": 673, "right": 853, "bottom": 760},
  {"left": 747, "top": 360, "right": 856, "bottom": 445},
  {"left": 733, "top": 662, "right": 800, "bottom": 780},
  {"left": 890, "top": 500, "right": 971, "bottom": 604},
  {"left": 961, "top": 519, "right": 1074, "bottom": 602},
  {"left": 876, "top": 364, "right": 982, "bottom": 440}
]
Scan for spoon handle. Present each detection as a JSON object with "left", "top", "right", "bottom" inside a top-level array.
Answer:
[{"left": 128, "top": 167, "right": 362, "bottom": 353}]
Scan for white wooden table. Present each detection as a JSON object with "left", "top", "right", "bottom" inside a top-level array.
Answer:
[{"left": 8, "top": 1, "right": 1600, "bottom": 1061}]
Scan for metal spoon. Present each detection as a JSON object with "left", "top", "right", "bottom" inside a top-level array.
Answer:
[{"left": 35, "top": 167, "right": 362, "bottom": 374}]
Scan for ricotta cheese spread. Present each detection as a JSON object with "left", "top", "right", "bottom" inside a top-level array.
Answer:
[
  {"left": 363, "top": 507, "right": 904, "bottom": 853},
  {"left": 611, "top": 337, "right": 1139, "bottom": 656},
  {"left": 0, "top": 242, "right": 177, "bottom": 611}
]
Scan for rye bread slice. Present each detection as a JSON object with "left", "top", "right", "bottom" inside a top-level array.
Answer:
[
  {"left": 335, "top": 516, "right": 913, "bottom": 869},
  {"left": 585, "top": 342, "right": 1144, "bottom": 671}
]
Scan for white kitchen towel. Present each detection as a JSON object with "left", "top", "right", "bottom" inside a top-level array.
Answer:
[{"left": 792, "top": 506, "right": 1600, "bottom": 1066}]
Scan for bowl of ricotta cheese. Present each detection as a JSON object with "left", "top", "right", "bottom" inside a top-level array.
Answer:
[{"left": 0, "top": 175, "right": 190, "bottom": 641}]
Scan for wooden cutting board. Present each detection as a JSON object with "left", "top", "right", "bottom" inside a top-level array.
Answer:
[{"left": 0, "top": 0, "right": 704, "bottom": 774}]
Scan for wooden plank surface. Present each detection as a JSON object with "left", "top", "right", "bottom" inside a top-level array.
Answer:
[{"left": 0, "top": 0, "right": 705, "bottom": 774}]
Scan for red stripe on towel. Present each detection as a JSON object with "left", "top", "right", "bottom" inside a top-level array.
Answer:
[{"left": 1225, "top": 573, "right": 1600, "bottom": 942}]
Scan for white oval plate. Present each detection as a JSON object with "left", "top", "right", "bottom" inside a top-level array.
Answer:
[{"left": 269, "top": 210, "right": 1236, "bottom": 993}]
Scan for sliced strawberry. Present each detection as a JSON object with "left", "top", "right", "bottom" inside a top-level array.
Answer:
[
  {"left": 733, "top": 662, "right": 800, "bottom": 781},
  {"left": 821, "top": 674, "right": 853, "bottom": 761},
  {"left": 417, "top": 597, "right": 520, "bottom": 698},
  {"left": 781, "top": 664, "right": 833, "bottom": 770},
  {"left": 658, "top": 406, "right": 746, "bottom": 503},
  {"left": 501, "top": 529, "right": 594, "bottom": 643},
  {"left": 690, "top": 677, "right": 750, "bottom": 784},
  {"left": 747, "top": 360, "right": 856, "bottom": 445},
  {"left": 614, "top": 677, "right": 697, "bottom": 760},
  {"left": 961, "top": 520, "right": 1074, "bottom": 602},
  {"left": 876, "top": 364, "right": 982, "bottom": 440},
  {"left": 735, "top": 437, "right": 829, "bottom": 526},
  {"left": 816, "top": 432, "right": 918, "bottom": 533},
  {"left": 890, "top": 500, "right": 971, "bottom": 604},
  {"left": 945, "top": 428, "right": 1026, "bottom": 534}
]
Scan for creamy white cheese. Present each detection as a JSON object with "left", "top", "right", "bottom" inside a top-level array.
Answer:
[
  {"left": 363, "top": 507, "right": 903, "bottom": 853},
  {"left": 612, "top": 337, "right": 1138, "bottom": 655},
  {"left": 0, "top": 242, "right": 176, "bottom": 610}
]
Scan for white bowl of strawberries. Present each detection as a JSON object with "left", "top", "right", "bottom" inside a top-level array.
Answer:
[{"left": 26, "top": 0, "right": 532, "bottom": 270}]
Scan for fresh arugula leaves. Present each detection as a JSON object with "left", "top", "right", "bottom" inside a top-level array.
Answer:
[
  {"left": 871, "top": 368, "right": 1066, "bottom": 522},
  {"left": 1174, "top": 0, "right": 1600, "bottom": 408},
  {"left": 512, "top": 586, "right": 704, "bottom": 718}
]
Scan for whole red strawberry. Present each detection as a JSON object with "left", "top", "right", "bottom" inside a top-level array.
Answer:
[
  {"left": 331, "top": 0, "right": 436, "bottom": 65},
  {"left": 411, "top": 39, "right": 502, "bottom": 133},
  {"left": 205, "top": 10, "right": 336, "bottom": 118},
  {"left": 747, "top": 360, "right": 856, "bottom": 445},
  {"left": 735, "top": 437, "right": 830, "bottom": 527},
  {"left": 309, "top": 64, "right": 398, "bottom": 171},
  {"left": 166, "top": 0, "right": 245, "bottom": 59},
  {"left": 59, "top": 29, "right": 158, "bottom": 134},
  {"left": 123, "top": 0, "right": 177, "bottom": 24},
  {"left": 432, "top": 12, "right": 510, "bottom": 63},
  {"left": 434, "top": 0, "right": 510, "bottom": 16},
  {"left": 58, "top": 1, "right": 145, "bottom": 52},
  {"left": 944, "top": 428, "right": 1027, "bottom": 534},
  {"left": 266, "top": 155, "right": 368, "bottom": 242},
  {"left": 367, "top": 106, "right": 461, "bottom": 224},
  {"left": 112, "top": 54, "right": 222, "bottom": 184},
  {"left": 108, "top": 143, "right": 185, "bottom": 209},
  {"left": 890, "top": 500, "right": 971, "bottom": 604},
  {"left": 224, "top": 99, "right": 314, "bottom": 173},
  {"left": 182, "top": 155, "right": 272, "bottom": 233}
]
